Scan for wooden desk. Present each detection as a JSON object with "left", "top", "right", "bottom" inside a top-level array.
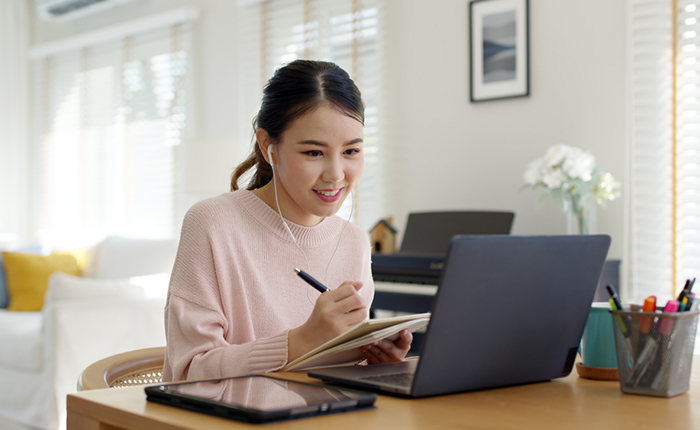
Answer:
[{"left": 67, "top": 358, "right": 700, "bottom": 430}]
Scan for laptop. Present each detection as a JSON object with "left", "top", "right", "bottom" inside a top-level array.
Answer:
[{"left": 309, "top": 234, "right": 611, "bottom": 397}]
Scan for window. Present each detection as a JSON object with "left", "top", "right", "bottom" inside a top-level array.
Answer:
[
  {"left": 238, "top": 0, "right": 386, "bottom": 231},
  {"left": 675, "top": 1, "right": 700, "bottom": 293},
  {"left": 628, "top": 0, "right": 700, "bottom": 303},
  {"left": 30, "top": 10, "right": 195, "bottom": 247}
]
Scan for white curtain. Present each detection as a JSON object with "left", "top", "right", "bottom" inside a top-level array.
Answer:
[
  {"left": 31, "top": 13, "right": 194, "bottom": 247},
  {"left": 0, "top": 0, "right": 30, "bottom": 247}
]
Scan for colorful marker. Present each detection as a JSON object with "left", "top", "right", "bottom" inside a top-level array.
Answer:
[
  {"left": 659, "top": 300, "right": 679, "bottom": 336},
  {"left": 640, "top": 296, "right": 657, "bottom": 334}
]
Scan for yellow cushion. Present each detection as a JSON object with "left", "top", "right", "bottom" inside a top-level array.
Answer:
[
  {"left": 57, "top": 248, "right": 88, "bottom": 271},
  {"left": 2, "top": 252, "right": 81, "bottom": 312}
]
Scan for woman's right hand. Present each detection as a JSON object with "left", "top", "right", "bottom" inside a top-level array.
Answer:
[{"left": 288, "top": 281, "right": 367, "bottom": 362}]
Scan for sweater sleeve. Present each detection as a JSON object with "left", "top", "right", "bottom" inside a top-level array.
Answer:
[
  {"left": 162, "top": 201, "right": 289, "bottom": 382},
  {"left": 163, "top": 295, "right": 289, "bottom": 381}
]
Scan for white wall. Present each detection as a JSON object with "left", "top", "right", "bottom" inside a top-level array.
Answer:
[
  {"left": 0, "top": 0, "right": 31, "bottom": 247},
  {"left": 383, "top": 0, "right": 626, "bottom": 260},
  {"left": 29, "top": 0, "right": 627, "bottom": 261}
]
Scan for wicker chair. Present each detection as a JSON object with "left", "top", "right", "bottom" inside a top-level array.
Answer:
[{"left": 77, "top": 346, "right": 166, "bottom": 390}]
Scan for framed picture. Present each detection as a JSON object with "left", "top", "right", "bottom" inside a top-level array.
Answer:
[{"left": 469, "top": 0, "right": 530, "bottom": 102}]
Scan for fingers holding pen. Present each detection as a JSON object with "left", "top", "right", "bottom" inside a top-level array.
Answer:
[
  {"left": 298, "top": 280, "right": 367, "bottom": 343},
  {"left": 294, "top": 268, "right": 364, "bottom": 312},
  {"left": 316, "top": 281, "right": 367, "bottom": 329},
  {"left": 289, "top": 275, "right": 368, "bottom": 363},
  {"left": 319, "top": 281, "right": 364, "bottom": 307}
]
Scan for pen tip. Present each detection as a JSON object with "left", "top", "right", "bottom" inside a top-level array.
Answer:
[{"left": 294, "top": 268, "right": 301, "bottom": 274}]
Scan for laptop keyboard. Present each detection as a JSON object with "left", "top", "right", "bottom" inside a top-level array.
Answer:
[{"left": 359, "top": 372, "right": 414, "bottom": 387}]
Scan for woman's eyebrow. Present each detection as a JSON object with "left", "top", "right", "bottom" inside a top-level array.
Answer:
[
  {"left": 296, "top": 140, "right": 327, "bottom": 147},
  {"left": 296, "top": 138, "right": 363, "bottom": 146}
]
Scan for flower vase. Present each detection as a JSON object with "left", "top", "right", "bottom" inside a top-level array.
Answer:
[{"left": 566, "top": 204, "right": 596, "bottom": 235}]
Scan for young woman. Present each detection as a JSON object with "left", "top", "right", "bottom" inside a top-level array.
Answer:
[{"left": 163, "top": 60, "right": 412, "bottom": 382}]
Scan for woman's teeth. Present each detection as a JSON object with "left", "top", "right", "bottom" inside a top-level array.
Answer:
[{"left": 315, "top": 189, "right": 340, "bottom": 197}]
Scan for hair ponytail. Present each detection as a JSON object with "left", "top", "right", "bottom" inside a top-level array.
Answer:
[
  {"left": 230, "top": 150, "right": 259, "bottom": 192},
  {"left": 230, "top": 59, "right": 364, "bottom": 192},
  {"left": 230, "top": 122, "right": 273, "bottom": 191}
]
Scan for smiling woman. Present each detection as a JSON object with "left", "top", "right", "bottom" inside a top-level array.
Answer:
[
  {"left": 162, "top": 60, "right": 414, "bottom": 383},
  {"left": 253, "top": 105, "right": 364, "bottom": 227}
]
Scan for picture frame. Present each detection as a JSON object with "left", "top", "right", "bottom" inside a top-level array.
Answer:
[{"left": 469, "top": 0, "right": 530, "bottom": 102}]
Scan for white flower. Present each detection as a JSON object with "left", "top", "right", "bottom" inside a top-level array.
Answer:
[
  {"left": 594, "top": 172, "right": 621, "bottom": 204},
  {"left": 542, "top": 168, "right": 568, "bottom": 189},
  {"left": 562, "top": 150, "right": 596, "bottom": 181},
  {"left": 523, "top": 145, "right": 620, "bottom": 217},
  {"left": 523, "top": 157, "right": 545, "bottom": 185},
  {"left": 544, "top": 144, "right": 571, "bottom": 167}
]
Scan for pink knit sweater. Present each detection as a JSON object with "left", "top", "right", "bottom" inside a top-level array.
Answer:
[{"left": 162, "top": 190, "right": 374, "bottom": 382}]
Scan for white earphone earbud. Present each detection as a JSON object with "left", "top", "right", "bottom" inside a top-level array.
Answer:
[{"left": 267, "top": 145, "right": 274, "bottom": 166}]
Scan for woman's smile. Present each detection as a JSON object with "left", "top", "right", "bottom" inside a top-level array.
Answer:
[{"left": 314, "top": 187, "right": 343, "bottom": 203}]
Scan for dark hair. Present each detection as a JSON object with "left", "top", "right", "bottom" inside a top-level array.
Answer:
[{"left": 230, "top": 60, "right": 365, "bottom": 191}]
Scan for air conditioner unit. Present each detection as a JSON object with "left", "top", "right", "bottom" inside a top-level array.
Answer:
[{"left": 36, "top": 0, "right": 138, "bottom": 22}]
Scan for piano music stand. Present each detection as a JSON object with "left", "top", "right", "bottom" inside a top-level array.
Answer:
[{"left": 398, "top": 211, "right": 515, "bottom": 255}]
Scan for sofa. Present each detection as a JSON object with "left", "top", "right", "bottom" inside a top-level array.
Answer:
[{"left": 0, "top": 236, "right": 178, "bottom": 430}]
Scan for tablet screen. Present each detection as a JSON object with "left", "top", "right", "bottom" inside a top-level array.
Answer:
[{"left": 145, "top": 375, "right": 376, "bottom": 422}]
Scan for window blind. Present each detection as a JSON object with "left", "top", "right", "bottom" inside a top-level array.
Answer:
[
  {"left": 239, "top": 0, "right": 385, "bottom": 231},
  {"left": 676, "top": 0, "right": 700, "bottom": 292},
  {"left": 32, "top": 20, "right": 192, "bottom": 247},
  {"left": 629, "top": 0, "right": 700, "bottom": 304},
  {"left": 628, "top": 0, "right": 674, "bottom": 302}
]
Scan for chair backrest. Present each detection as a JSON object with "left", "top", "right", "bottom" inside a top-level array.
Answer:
[
  {"left": 77, "top": 346, "right": 166, "bottom": 390},
  {"left": 399, "top": 211, "right": 515, "bottom": 255}
]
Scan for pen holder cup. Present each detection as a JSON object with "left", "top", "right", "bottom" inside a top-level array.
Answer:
[{"left": 609, "top": 309, "right": 700, "bottom": 397}]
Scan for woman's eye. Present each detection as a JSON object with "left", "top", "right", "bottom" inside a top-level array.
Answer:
[
  {"left": 344, "top": 148, "right": 361, "bottom": 155},
  {"left": 304, "top": 150, "right": 323, "bottom": 157}
]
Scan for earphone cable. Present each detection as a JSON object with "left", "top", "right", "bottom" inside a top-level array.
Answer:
[
  {"left": 272, "top": 164, "right": 311, "bottom": 273},
  {"left": 270, "top": 160, "right": 352, "bottom": 305}
]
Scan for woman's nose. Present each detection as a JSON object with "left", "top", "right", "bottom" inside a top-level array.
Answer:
[{"left": 322, "top": 156, "right": 344, "bottom": 183}]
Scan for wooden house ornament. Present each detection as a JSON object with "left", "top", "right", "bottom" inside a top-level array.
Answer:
[{"left": 369, "top": 217, "right": 398, "bottom": 254}]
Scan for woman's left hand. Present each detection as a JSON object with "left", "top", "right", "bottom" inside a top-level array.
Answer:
[{"left": 359, "top": 329, "right": 413, "bottom": 364}]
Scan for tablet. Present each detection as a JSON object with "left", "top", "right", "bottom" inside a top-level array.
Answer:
[{"left": 145, "top": 374, "right": 377, "bottom": 423}]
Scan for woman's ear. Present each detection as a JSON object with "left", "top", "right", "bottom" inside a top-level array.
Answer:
[{"left": 256, "top": 129, "right": 273, "bottom": 165}]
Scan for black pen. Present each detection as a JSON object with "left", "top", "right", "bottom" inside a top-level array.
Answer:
[
  {"left": 606, "top": 284, "right": 624, "bottom": 311},
  {"left": 606, "top": 284, "right": 634, "bottom": 354},
  {"left": 677, "top": 279, "right": 691, "bottom": 303},
  {"left": 294, "top": 268, "right": 329, "bottom": 293}
]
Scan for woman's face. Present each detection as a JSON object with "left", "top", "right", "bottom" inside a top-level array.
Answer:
[{"left": 266, "top": 104, "right": 364, "bottom": 226}]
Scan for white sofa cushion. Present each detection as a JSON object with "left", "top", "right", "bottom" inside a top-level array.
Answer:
[
  {"left": 46, "top": 272, "right": 149, "bottom": 302},
  {"left": 0, "top": 310, "right": 43, "bottom": 371},
  {"left": 0, "top": 273, "right": 170, "bottom": 374},
  {"left": 83, "top": 236, "right": 178, "bottom": 279}
]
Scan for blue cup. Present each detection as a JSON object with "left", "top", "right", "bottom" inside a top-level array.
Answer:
[{"left": 580, "top": 302, "right": 618, "bottom": 368}]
